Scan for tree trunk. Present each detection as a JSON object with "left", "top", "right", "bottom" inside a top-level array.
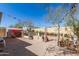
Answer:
[
  {"left": 28, "top": 28, "right": 33, "bottom": 40},
  {"left": 57, "top": 23, "right": 60, "bottom": 46},
  {"left": 43, "top": 28, "right": 48, "bottom": 42}
]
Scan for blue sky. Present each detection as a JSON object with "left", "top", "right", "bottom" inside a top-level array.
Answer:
[{"left": 0, "top": 3, "right": 63, "bottom": 28}]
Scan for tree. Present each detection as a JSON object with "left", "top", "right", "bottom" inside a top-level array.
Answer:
[
  {"left": 64, "top": 4, "right": 79, "bottom": 39},
  {"left": 14, "top": 20, "right": 34, "bottom": 29},
  {"left": 44, "top": 4, "right": 68, "bottom": 45},
  {"left": 20, "top": 20, "right": 34, "bottom": 29},
  {"left": 20, "top": 20, "right": 34, "bottom": 39},
  {"left": 9, "top": 25, "right": 14, "bottom": 28},
  {"left": 14, "top": 23, "right": 23, "bottom": 28}
]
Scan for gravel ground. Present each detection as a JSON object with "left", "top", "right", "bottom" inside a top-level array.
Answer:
[{"left": 0, "top": 36, "right": 79, "bottom": 56}]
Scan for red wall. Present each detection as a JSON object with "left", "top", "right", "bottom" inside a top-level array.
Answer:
[{"left": 8, "top": 29, "right": 23, "bottom": 37}]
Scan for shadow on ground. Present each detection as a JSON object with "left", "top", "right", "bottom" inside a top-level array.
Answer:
[{"left": 0, "top": 37, "right": 37, "bottom": 56}]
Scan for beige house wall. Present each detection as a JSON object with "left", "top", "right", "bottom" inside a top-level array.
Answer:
[{"left": 34, "top": 27, "right": 73, "bottom": 35}]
